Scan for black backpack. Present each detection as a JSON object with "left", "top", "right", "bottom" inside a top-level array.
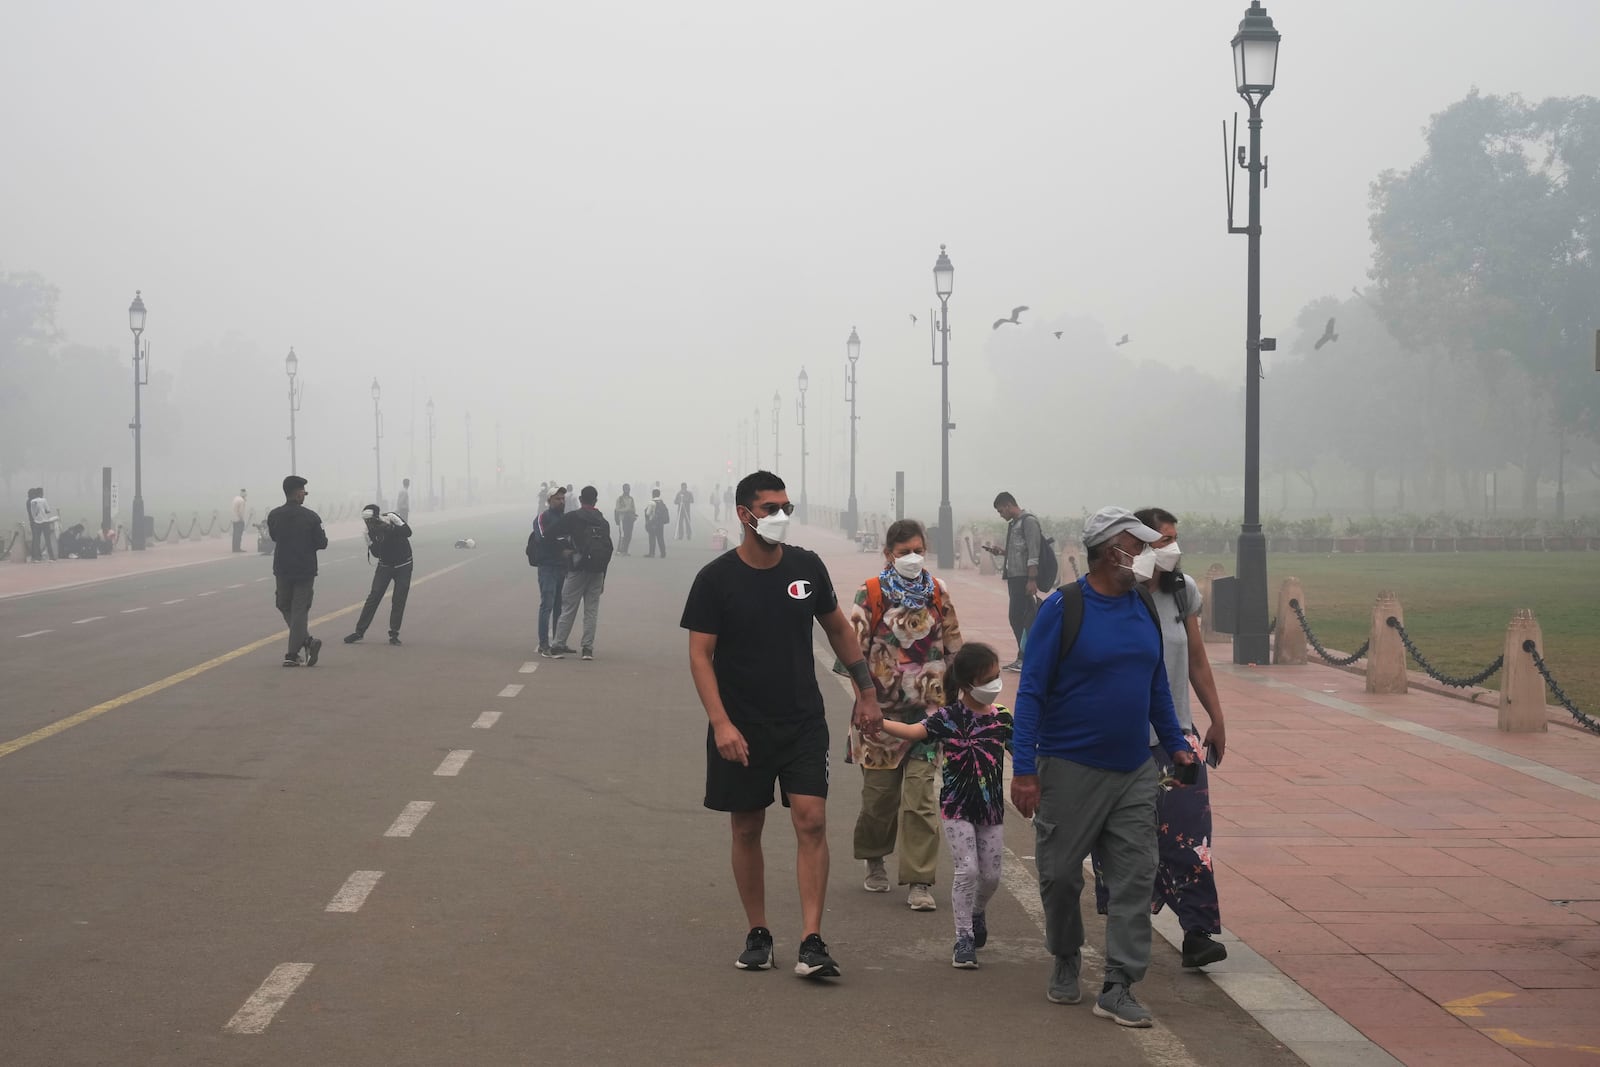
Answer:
[
  {"left": 574, "top": 521, "right": 614, "bottom": 572},
  {"left": 1054, "top": 580, "right": 1162, "bottom": 666}
]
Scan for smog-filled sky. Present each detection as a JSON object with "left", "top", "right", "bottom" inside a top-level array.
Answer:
[{"left": 3, "top": 1, "right": 1598, "bottom": 520}]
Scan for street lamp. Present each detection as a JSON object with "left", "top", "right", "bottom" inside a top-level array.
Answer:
[
  {"left": 771, "top": 390, "right": 781, "bottom": 476},
  {"left": 285, "top": 347, "right": 302, "bottom": 475},
  {"left": 796, "top": 367, "right": 809, "bottom": 524},
  {"left": 845, "top": 327, "right": 861, "bottom": 541},
  {"left": 1227, "top": 1, "right": 1281, "bottom": 665},
  {"left": 127, "top": 291, "right": 148, "bottom": 550},
  {"left": 371, "top": 378, "right": 384, "bottom": 507},
  {"left": 425, "top": 397, "right": 436, "bottom": 510},
  {"left": 931, "top": 246, "right": 955, "bottom": 569},
  {"left": 465, "top": 411, "right": 473, "bottom": 507}
]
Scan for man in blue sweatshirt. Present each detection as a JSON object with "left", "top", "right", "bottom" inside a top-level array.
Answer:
[{"left": 1011, "top": 506, "right": 1197, "bottom": 1028}]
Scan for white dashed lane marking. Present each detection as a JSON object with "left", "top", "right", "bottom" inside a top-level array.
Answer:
[
  {"left": 223, "top": 962, "right": 314, "bottom": 1034},
  {"left": 497, "top": 684, "right": 523, "bottom": 698},
  {"left": 518, "top": 662, "right": 538, "bottom": 674},
  {"left": 325, "top": 871, "right": 384, "bottom": 912},
  {"left": 226, "top": 583, "right": 245, "bottom": 589},
  {"left": 18, "top": 630, "right": 53, "bottom": 638},
  {"left": 121, "top": 607, "right": 148, "bottom": 614},
  {"left": 254, "top": 577, "right": 271, "bottom": 583},
  {"left": 382, "top": 801, "right": 434, "bottom": 837},
  {"left": 472, "top": 711, "right": 501, "bottom": 729},
  {"left": 433, "top": 750, "right": 473, "bottom": 776},
  {"left": 197, "top": 591, "right": 216, "bottom": 597},
  {"left": 163, "top": 599, "right": 185, "bottom": 605},
  {"left": 71, "top": 617, "right": 105, "bottom": 625}
]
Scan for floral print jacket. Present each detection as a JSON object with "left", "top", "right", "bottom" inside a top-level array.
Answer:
[{"left": 849, "top": 576, "right": 964, "bottom": 764}]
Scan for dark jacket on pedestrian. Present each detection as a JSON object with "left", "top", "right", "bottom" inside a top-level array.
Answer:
[
  {"left": 558, "top": 505, "right": 613, "bottom": 573},
  {"left": 268, "top": 502, "right": 328, "bottom": 579},
  {"left": 529, "top": 506, "right": 568, "bottom": 567},
  {"left": 365, "top": 514, "right": 414, "bottom": 568}
]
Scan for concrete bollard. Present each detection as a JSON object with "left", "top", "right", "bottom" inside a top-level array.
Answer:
[
  {"left": 1273, "top": 578, "right": 1307, "bottom": 664},
  {"left": 1365, "top": 592, "right": 1408, "bottom": 694},
  {"left": 1200, "top": 563, "right": 1228, "bottom": 644},
  {"left": 1498, "top": 610, "right": 1548, "bottom": 733}
]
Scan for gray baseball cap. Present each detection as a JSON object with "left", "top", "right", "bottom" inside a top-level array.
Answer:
[{"left": 1082, "top": 506, "right": 1162, "bottom": 548}]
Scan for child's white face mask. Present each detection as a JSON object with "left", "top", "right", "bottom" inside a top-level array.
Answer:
[{"left": 969, "top": 678, "right": 1003, "bottom": 706}]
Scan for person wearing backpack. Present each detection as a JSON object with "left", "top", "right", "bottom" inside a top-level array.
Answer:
[
  {"left": 643, "top": 488, "right": 670, "bottom": 558},
  {"left": 550, "top": 485, "right": 613, "bottom": 660},
  {"left": 1010, "top": 506, "right": 1197, "bottom": 1029},
  {"left": 528, "top": 485, "right": 568, "bottom": 658},
  {"left": 983, "top": 492, "right": 1052, "bottom": 672},
  {"left": 846, "top": 518, "right": 964, "bottom": 912}
]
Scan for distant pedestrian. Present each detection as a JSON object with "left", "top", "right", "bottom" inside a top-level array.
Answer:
[
  {"left": 675, "top": 482, "right": 695, "bottom": 540},
  {"left": 396, "top": 478, "right": 411, "bottom": 523},
  {"left": 1011, "top": 505, "right": 1197, "bottom": 1027},
  {"left": 27, "top": 487, "right": 59, "bottom": 562},
  {"left": 875, "top": 642, "right": 1011, "bottom": 968},
  {"left": 551, "top": 485, "right": 613, "bottom": 660},
  {"left": 614, "top": 483, "right": 638, "bottom": 556},
  {"left": 712, "top": 483, "right": 722, "bottom": 522},
  {"left": 644, "top": 489, "right": 670, "bottom": 558},
  {"left": 681, "top": 470, "right": 882, "bottom": 979},
  {"left": 231, "top": 488, "right": 248, "bottom": 552},
  {"left": 723, "top": 485, "right": 734, "bottom": 522},
  {"left": 267, "top": 475, "right": 328, "bottom": 667},
  {"left": 345, "top": 505, "right": 414, "bottom": 646},
  {"left": 528, "top": 485, "right": 568, "bottom": 658},
  {"left": 983, "top": 492, "right": 1044, "bottom": 671}
]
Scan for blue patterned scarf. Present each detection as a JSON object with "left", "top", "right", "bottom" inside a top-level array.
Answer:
[{"left": 879, "top": 564, "right": 934, "bottom": 611}]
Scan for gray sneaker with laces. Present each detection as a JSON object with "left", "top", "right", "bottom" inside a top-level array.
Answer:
[
  {"left": 1093, "top": 983, "right": 1153, "bottom": 1027},
  {"left": 1047, "top": 952, "right": 1081, "bottom": 1004},
  {"left": 863, "top": 858, "right": 890, "bottom": 893}
]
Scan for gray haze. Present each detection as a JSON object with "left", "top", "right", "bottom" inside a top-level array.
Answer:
[{"left": 4, "top": 0, "right": 1598, "bottom": 521}]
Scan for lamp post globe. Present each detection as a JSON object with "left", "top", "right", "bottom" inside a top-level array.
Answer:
[
  {"left": 128, "top": 290, "right": 148, "bottom": 550},
  {"left": 845, "top": 327, "right": 861, "bottom": 541},
  {"left": 1228, "top": 0, "right": 1282, "bottom": 665},
  {"left": 932, "top": 245, "right": 955, "bottom": 569}
]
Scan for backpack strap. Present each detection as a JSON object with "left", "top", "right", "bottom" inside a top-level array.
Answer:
[
  {"left": 864, "top": 576, "right": 943, "bottom": 637},
  {"left": 1056, "top": 581, "right": 1162, "bottom": 665}
]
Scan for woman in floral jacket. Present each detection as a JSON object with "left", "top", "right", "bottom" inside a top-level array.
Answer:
[{"left": 849, "top": 518, "right": 964, "bottom": 911}]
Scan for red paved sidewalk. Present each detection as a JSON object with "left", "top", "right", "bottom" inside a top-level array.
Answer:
[{"left": 798, "top": 523, "right": 1600, "bottom": 1067}]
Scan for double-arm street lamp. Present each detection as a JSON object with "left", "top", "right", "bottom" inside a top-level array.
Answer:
[
  {"left": 127, "top": 291, "right": 148, "bottom": 550},
  {"left": 371, "top": 378, "right": 385, "bottom": 507},
  {"left": 796, "top": 368, "right": 809, "bottom": 524},
  {"left": 285, "top": 347, "right": 302, "bottom": 475},
  {"left": 1227, "top": 1, "right": 1281, "bottom": 665},
  {"left": 845, "top": 327, "right": 861, "bottom": 540},
  {"left": 932, "top": 246, "right": 955, "bottom": 568}
]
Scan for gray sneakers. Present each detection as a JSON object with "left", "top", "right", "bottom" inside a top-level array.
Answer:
[
  {"left": 863, "top": 858, "right": 890, "bottom": 893},
  {"left": 907, "top": 883, "right": 937, "bottom": 911},
  {"left": 1093, "top": 983, "right": 1153, "bottom": 1027},
  {"left": 1047, "top": 953, "right": 1082, "bottom": 1004}
]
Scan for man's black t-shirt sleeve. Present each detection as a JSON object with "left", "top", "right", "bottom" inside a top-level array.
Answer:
[
  {"left": 807, "top": 551, "right": 838, "bottom": 617},
  {"left": 680, "top": 566, "right": 722, "bottom": 635}
]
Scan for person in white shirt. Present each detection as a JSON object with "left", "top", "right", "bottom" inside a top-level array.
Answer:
[
  {"left": 231, "top": 489, "right": 249, "bottom": 552},
  {"left": 27, "top": 488, "right": 59, "bottom": 562}
]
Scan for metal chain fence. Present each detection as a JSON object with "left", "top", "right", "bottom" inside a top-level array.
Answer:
[
  {"left": 1288, "top": 598, "right": 1370, "bottom": 666},
  {"left": 1385, "top": 617, "right": 1504, "bottom": 688},
  {"left": 1522, "top": 640, "right": 1600, "bottom": 736}
]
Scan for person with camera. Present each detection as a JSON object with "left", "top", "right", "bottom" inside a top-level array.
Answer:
[{"left": 1010, "top": 506, "right": 1197, "bottom": 1029}]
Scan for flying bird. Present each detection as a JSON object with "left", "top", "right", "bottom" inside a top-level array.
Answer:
[
  {"left": 1314, "top": 317, "right": 1339, "bottom": 350},
  {"left": 1114, "top": 334, "right": 1130, "bottom": 346},
  {"left": 991, "top": 306, "right": 1029, "bottom": 330},
  {"left": 909, "top": 313, "right": 917, "bottom": 326},
  {"left": 1053, "top": 331, "right": 1063, "bottom": 339}
]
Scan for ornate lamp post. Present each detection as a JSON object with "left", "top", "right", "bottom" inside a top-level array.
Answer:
[
  {"left": 127, "top": 291, "right": 149, "bottom": 550},
  {"left": 285, "top": 347, "right": 302, "bottom": 475},
  {"left": 931, "top": 246, "right": 954, "bottom": 568},
  {"left": 1227, "top": 1, "right": 1281, "bottom": 664},
  {"left": 371, "top": 378, "right": 384, "bottom": 507},
  {"left": 796, "top": 368, "right": 809, "bottom": 523},
  {"left": 845, "top": 326, "right": 861, "bottom": 540}
]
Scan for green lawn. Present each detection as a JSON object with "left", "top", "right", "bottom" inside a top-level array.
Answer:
[{"left": 1182, "top": 550, "right": 1600, "bottom": 718}]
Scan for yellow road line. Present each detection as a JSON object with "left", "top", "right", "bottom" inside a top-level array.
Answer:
[{"left": 0, "top": 561, "right": 473, "bottom": 761}]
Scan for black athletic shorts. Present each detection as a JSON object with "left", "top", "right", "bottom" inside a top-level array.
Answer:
[{"left": 704, "top": 715, "right": 830, "bottom": 812}]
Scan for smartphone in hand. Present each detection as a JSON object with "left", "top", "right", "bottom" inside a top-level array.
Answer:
[{"left": 1204, "top": 743, "right": 1222, "bottom": 769}]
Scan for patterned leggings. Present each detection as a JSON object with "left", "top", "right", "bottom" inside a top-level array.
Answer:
[{"left": 941, "top": 819, "right": 1004, "bottom": 937}]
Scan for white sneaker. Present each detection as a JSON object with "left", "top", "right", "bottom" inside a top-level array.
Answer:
[
  {"left": 863, "top": 858, "right": 890, "bottom": 893},
  {"left": 907, "top": 883, "right": 937, "bottom": 911}
]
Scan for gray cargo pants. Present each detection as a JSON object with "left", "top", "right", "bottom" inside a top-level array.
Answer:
[
  {"left": 553, "top": 570, "right": 606, "bottom": 651},
  {"left": 1033, "top": 755, "right": 1160, "bottom": 988}
]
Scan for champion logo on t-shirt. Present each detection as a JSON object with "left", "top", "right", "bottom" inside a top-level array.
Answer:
[{"left": 787, "top": 579, "right": 813, "bottom": 600}]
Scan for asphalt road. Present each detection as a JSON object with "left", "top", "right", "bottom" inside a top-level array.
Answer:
[{"left": 0, "top": 513, "right": 1299, "bottom": 1066}]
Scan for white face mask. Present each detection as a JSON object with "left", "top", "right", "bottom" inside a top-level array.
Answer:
[
  {"left": 747, "top": 510, "right": 791, "bottom": 545},
  {"left": 1124, "top": 545, "right": 1158, "bottom": 581},
  {"left": 892, "top": 553, "right": 925, "bottom": 581},
  {"left": 1152, "top": 543, "right": 1182, "bottom": 573},
  {"left": 969, "top": 678, "right": 1003, "bottom": 706}
]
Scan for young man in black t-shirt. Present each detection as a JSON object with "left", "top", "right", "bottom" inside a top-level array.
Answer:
[{"left": 681, "top": 470, "right": 882, "bottom": 979}]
